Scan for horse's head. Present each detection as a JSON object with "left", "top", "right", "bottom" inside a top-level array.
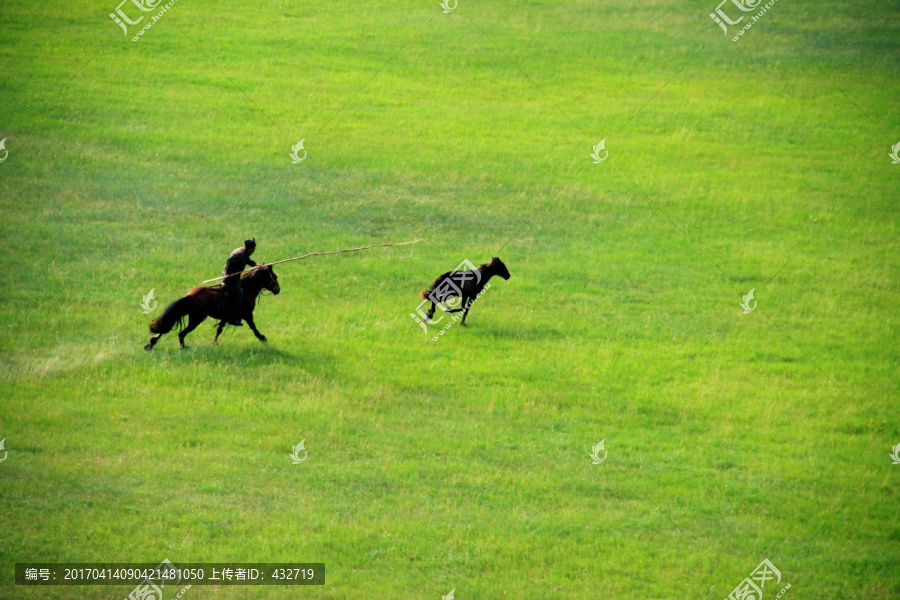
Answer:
[
  {"left": 261, "top": 266, "right": 281, "bottom": 295},
  {"left": 490, "top": 257, "right": 510, "bottom": 280},
  {"left": 244, "top": 265, "right": 281, "bottom": 295}
]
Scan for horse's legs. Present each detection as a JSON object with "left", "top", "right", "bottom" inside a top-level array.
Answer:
[
  {"left": 425, "top": 300, "right": 437, "bottom": 321},
  {"left": 245, "top": 313, "right": 267, "bottom": 342},
  {"left": 460, "top": 296, "right": 473, "bottom": 326},
  {"left": 144, "top": 334, "right": 163, "bottom": 351},
  {"left": 178, "top": 312, "right": 207, "bottom": 348},
  {"left": 444, "top": 295, "right": 465, "bottom": 314},
  {"left": 213, "top": 321, "right": 226, "bottom": 343},
  {"left": 444, "top": 298, "right": 464, "bottom": 314}
]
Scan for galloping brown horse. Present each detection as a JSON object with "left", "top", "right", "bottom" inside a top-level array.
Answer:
[{"left": 144, "top": 266, "right": 281, "bottom": 350}]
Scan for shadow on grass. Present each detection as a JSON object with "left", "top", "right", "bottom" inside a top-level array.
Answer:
[
  {"left": 146, "top": 335, "right": 335, "bottom": 372},
  {"left": 471, "top": 323, "right": 565, "bottom": 341}
]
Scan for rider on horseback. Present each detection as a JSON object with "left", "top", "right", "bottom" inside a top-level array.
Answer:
[{"left": 223, "top": 238, "right": 258, "bottom": 326}]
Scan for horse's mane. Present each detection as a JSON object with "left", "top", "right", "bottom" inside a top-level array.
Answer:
[
  {"left": 241, "top": 266, "right": 273, "bottom": 281},
  {"left": 242, "top": 266, "right": 277, "bottom": 298},
  {"left": 478, "top": 259, "right": 497, "bottom": 273}
]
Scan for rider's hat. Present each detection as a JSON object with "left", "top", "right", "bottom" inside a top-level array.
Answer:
[{"left": 244, "top": 238, "right": 256, "bottom": 249}]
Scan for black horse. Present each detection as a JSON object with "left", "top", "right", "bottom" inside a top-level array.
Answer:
[
  {"left": 145, "top": 266, "right": 281, "bottom": 350},
  {"left": 419, "top": 257, "right": 510, "bottom": 326}
]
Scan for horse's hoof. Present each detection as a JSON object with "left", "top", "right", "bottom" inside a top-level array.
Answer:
[
  {"left": 144, "top": 344, "right": 153, "bottom": 351},
  {"left": 258, "top": 336, "right": 268, "bottom": 342}
]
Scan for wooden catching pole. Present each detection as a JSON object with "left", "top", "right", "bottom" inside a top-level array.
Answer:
[{"left": 202, "top": 239, "right": 423, "bottom": 284}]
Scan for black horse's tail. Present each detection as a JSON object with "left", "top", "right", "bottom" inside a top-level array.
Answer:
[
  {"left": 420, "top": 270, "right": 455, "bottom": 299},
  {"left": 149, "top": 296, "right": 194, "bottom": 334}
]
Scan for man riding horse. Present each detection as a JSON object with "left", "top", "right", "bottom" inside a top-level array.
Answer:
[{"left": 223, "top": 238, "right": 258, "bottom": 326}]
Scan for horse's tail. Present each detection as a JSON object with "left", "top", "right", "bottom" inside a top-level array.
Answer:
[
  {"left": 420, "top": 270, "right": 455, "bottom": 299},
  {"left": 149, "top": 296, "right": 194, "bottom": 334}
]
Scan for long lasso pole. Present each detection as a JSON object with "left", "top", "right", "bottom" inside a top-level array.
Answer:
[{"left": 202, "top": 239, "right": 423, "bottom": 284}]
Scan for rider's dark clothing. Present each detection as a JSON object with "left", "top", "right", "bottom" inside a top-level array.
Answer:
[{"left": 223, "top": 247, "right": 257, "bottom": 323}]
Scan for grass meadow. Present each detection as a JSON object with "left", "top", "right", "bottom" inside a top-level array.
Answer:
[{"left": 0, "top": 0, "right": 898, "bottom": 598}]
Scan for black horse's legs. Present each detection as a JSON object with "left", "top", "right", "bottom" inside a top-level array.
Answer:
[
  {"left": 144, "top": 334, "right": 163, "bottom": 351},
  {"left": 441, "top": 295, "right": 465, "bottom": 314},
  {"left": 246, "top": 313, "right": 267, "bottom": 342},
  {"left": 427, "top": 298, "right": 467, "bottom": 321},
  {"left": 460, "top": 296, "right": 473, "bottom": 326},
  {"left": 178, "top": 312, "right": 207, "bottom": 348},
  {"left": 213, "top": 321, "right": 226, "bottom": 343}
]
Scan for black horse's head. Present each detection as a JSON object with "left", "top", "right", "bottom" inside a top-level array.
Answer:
[
  {"left": 490, "top": 257, "right": 511, "bottom": 280},
  {"left": 244, "top": 265, "right": 281, "bottom": 295}
]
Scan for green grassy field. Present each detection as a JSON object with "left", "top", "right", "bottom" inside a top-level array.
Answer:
[{"left": 1, "top": 0, "right": 898, "bottom": 598}]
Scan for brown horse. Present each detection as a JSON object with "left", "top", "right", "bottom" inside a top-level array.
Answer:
[{"left": 144, "top": 266, "right": 281, "bottom": 351}]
